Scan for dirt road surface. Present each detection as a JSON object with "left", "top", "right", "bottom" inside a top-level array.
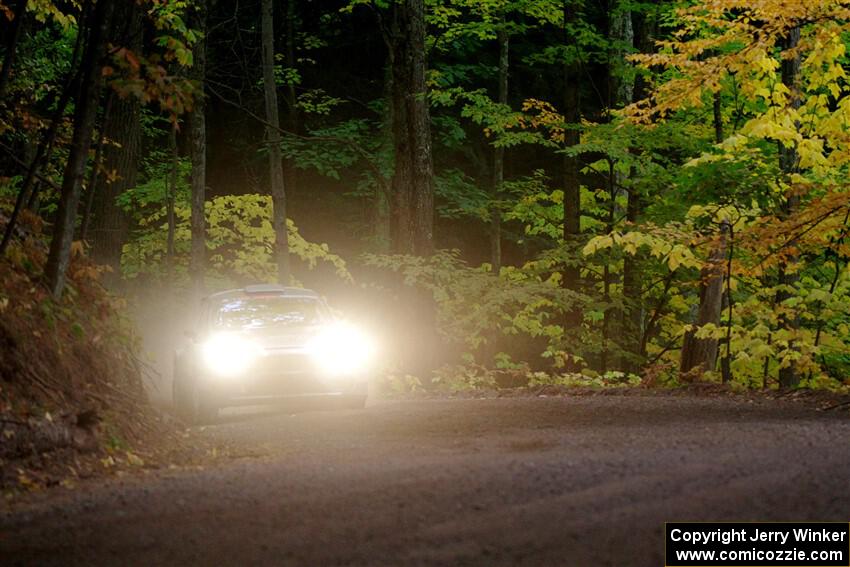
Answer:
[{"left": 2, "top": 393, "right": 849, "bottom": 566}]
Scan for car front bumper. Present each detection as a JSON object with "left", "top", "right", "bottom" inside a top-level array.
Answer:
[{"left": 196, "top": 348, "right": 368, "bottom": 406}]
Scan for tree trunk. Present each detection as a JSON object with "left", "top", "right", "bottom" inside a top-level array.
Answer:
[
  {"left": 680, "top": 223, "right": 728, "bottom": 376},
  {"left": 282, "top": 0, "right": 298, "bottom": 212},
  {"left": 0, "top": 0, "right": 28, "bottom": 100},
  {"left": 562, "top": 0, "right": 582, "bottom": 330},
  {"left": 79, "top": 92, "right": 114, "bottom": 243},
  {"left": 373, "top": 59, "right": 393, "bottom": 252},
  {"left": 490, "top": 24, "right": 508, "bottom": 273},
  {"left": 189, "top": 0, "right": 207, "bottom": 295},
  {"left": 261, "top": 0, "right": 291, "bottom": 284},
  {"left": 601, "top": 0, "right": 633, "bottom": 372},
  {"left": 384, "top": 0, "right": 436, "bottom": 377},
  {"left": 89, "top": 2, "right": 142, "bottom": 278},
  {"left": 600, "top": 159, "right": 617, "bottom": 373},
  {"left": 166, "top": 124, "right": 178, "bottom": 279},
  {"left": 678, "top": 79, "right": 727, "bottom": 380},
  {"left": 607, "top": 2, "right": 633, "bottom": 111},
  {"left": 620, "top": 189, "right": 644, "bottom": 371},
  {"left": 388, "top": 0, "right": 434, "bottom": 256},
  {"left": 619, "top": 5, "right": 656, "bottom": 372},
  {"left": 777, "top": 26, "right": 802, "bottom": 389},
  {"left": 713, "top": 91, "right": 723, "bottom": 144},
  {"left": 45, "top": 0, "right": 114, "bottom": 298}
]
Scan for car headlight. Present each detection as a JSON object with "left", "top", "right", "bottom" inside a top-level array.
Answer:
[
  {"left": 306, "top": 323, "right": 374, "bottom": 376},
  {"left": 201, "top": 333, "right": 263, "bottom": 377}
]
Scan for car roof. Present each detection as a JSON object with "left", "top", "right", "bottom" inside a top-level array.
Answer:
[{"left": 205, "top": 285, "right": 320, "bottom": 302}]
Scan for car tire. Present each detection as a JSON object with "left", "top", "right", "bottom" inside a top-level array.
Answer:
[
  {"left": 175, "top": 374, "right": 218, "bottom": 425},
  {"left": 188, "top": 382, "right": 218, "bottom": 424}
]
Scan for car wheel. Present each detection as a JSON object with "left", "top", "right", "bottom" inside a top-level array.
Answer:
[
  {"left": 188, "top": 382, "right": 218, "bottom": 424},
  {"left": 176, "top": 375, "right": 218, "bottom": 425}
]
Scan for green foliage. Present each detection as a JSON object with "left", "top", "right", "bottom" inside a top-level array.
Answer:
[
  {"left": 375, "top": 373, "right": 425, "bottom": 395},
  {"left": 527, "top": 370, "right": 642, "bottom": 388},
  {"left": 8, "top": 25, "right": 77, "bottom": 105},
  {"left": 364, "top": 250, "right": 590, "bottom": 368},
  {"left": 10, "top": 0, "right": 850, "bottom": 398},
  {"left": 281, "top": 119, "right": 376, "bottom": 180},
  {"left": 434, "top": 169, "right": 490, "bottom": 220},
  {"left": 117, "top": 151, "right": 191, "bottom": 214},
  {"left": 296, "top": 89, "right": 344, "bottom": 116},
  {"left": 123, "top": 194, "right": 351, "bottom": 286},
  {"left": 432, "top": 363, "right": 497, "bottom": 391}
]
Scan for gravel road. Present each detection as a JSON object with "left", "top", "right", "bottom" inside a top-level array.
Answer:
[{"left": 2, "top": 393, "right": 850, "bottom": 566}]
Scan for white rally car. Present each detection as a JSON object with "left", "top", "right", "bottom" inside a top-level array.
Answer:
[{"left": 173, "top": 284, "right": 372, "bottom": 423}]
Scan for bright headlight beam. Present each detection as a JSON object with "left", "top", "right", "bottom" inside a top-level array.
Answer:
[
  {"left": 201, "top": 332, "right": 263, "bottom": 376},
  {"left": 306, "top": 323, "right": 375, "bottom": 376}
]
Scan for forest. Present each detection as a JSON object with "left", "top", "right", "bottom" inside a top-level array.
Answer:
[{"left": 2, "top": 0, "right": 850, "bottom": 393}]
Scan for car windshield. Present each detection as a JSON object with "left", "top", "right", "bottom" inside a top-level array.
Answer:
[{"left": 213, "top": 296, "right": 322, "bottom": 329}]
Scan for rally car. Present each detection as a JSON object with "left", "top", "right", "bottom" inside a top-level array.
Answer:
[{"left": 173, "top": 284, "right": 372, "bottom": 423}]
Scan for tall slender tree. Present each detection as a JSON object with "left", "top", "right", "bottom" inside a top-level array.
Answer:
[
  {"left": 79, "top": 92, "right": 113, "bottom": 243},
  {"left": 491, "top": 19, "right": 508, "bottom": 273},
  {"left": 777, "top": 26, "right": 802, "bottom": 389},
  {"left": 189, "top": 0, "right": 208, "bottom": 295},
  {"left": 282, "top": 0, "right": 299, "bottom": 211},
  {"left": 166, "top": 123, "right": 178, "bottom": 279},
  {"left": 679, "top": 49, "right": 726, "bottom": 378},
  {"left": 600, "top": 0, "right": 633, "bottom": 372},
  {"left": 261, "top": 0, "right": 291, "bottom": 283},
  {"left": 561, "top": 0, "right": 582, "bottom": 329},
  {"left": 44, "top": 0, "right": 115, "bottom": 298},
  {"left": 620, "top": 4, "right": 656, "bottom": 372}
]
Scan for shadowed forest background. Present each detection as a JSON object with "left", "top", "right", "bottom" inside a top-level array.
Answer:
[{"left": 3, "top": 0, "right": 850, "bottom": 398}]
